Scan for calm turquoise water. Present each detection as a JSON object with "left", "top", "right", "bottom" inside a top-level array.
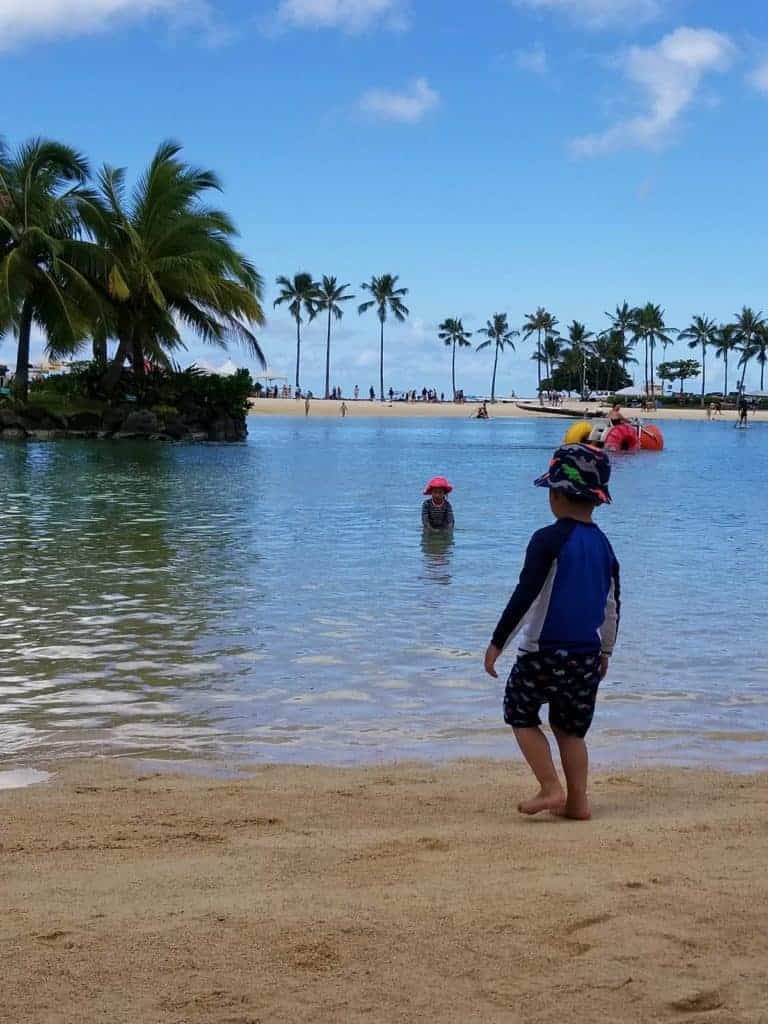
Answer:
[{"left": 1, "top": 416, "right": 766, "bottom": 770}]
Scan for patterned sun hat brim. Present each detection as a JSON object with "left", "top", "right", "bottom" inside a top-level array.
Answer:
[{"left": 534, "top": 444, "right": 612, "bottom": 505}]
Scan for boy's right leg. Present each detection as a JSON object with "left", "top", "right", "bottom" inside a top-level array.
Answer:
[{"left": 552, "top": 727, "right": 591, "bottom": 820}]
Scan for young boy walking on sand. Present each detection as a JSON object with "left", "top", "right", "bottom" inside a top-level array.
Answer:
[{"left": 484, "top": 444, "right": 619, "bottom": 821}]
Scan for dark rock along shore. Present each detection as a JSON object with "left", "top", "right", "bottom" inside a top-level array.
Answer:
[{"left": 0, "top": 405, "right": 248, "bottom": 442}]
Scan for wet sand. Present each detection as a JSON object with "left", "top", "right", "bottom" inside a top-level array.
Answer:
[
  {"left": 2, "top": 759, "right": 767, "bottom": 1023},
  {"left": 249, "top": 397, "right": 768, "bottom": 421}
]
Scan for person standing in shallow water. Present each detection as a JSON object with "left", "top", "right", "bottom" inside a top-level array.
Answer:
[
  {"left": 483, "top": 444, "right": 619, "bottom": 822},
  {"left": 422, "top": 477, "right": 455, "bottom": 532},
  {"left": 304, "top": 395, "right": 311, "bottom": 417}
]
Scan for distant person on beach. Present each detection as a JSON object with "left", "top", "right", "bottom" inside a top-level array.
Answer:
[
  {"left": 369, "top": 386, "right": 375, "bottom": 401},
  {"left": 354, "top": 385, "right": 359, "bottom": 400},
  {"left": 738, "top": 397, "right": 748, "bottom": 426},
  {"left": 483, "top": 444, "right": 619, "bottom": 821},
  {"left": 422, "top": 476, "right": 455, "bottom": 533},
  {"left": 340, "top": 401, "right": 348, "bottom": 418},
  {"left": 476, "top": 401, "right": 489, "bottom": 420},
  {"left": 304, "top": 395, "right": 311, "bottom": 417}
]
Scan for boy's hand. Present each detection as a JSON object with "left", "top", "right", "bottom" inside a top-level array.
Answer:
[
  {"left": 484, "top": 644, "right": 502, "bottom": 678},
  {"left": 600, "top": 654, "right": 610, "bottom": 680}
]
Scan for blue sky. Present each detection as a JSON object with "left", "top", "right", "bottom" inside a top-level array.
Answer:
[{"left": 2, "top": 0, "right": 768, "bottom": 395}]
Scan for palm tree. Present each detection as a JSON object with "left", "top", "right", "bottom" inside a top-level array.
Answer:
[
  {"left": 314, "top": 276, "right": 354, "bottom": 399},
  {"left": 0, "top": 138, "right": 105, "bottom": 400},
  {"left": 476, "top": 313, "right": 518, "bottom": 402},
  {"left": 678, "top": 315, "right": 718, "bottom": 407},
  {"left": 438, "top": 317, "right": 473, "bottom": 400},
  {"left": 566, "top": 321, "right": 595, "bottom": 397},
  {"left": 755, "top": 323, "right": 768, "bottom": 391},
  {"left": 733, "top": 307, "right": 765, "bottom": 395},
  {"left": 80, "top": 142, "right": 266, "bottom": 390},
  {"left": 358, "top": 274, "right": 409, "bottom": 400},
  {"left": 274, "top": 272, "right": 317, "bottom": 391},
  {"left": 714, "top": 324, "right": 738, "bottom": 399},
  {"left": 522, "top": 307, "right": 558, "bottom": 396},
  {"left": 605, "top": 302, "right": 635, "bottom": 347},
  {"left": 541, "top": 333, "right": 563, "bottom": 383},
  {"left": 630, "top": 303, "right": 675, "bottom": 396}
]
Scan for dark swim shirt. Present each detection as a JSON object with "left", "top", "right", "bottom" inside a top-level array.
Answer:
[
  {"left": 422, "top": 498, "right": 455, "bottom": 531},
  {"left": 492, "top": 518, "right": 620, "bottom": 655}
]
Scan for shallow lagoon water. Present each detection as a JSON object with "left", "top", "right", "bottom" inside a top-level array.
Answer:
[{"left": 0, "top": 416, "right": 766, "bottom": 770}]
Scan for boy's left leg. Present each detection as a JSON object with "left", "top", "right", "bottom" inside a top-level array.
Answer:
[{"left": 512, "top": 727, "right": 566, "bottom": 814}]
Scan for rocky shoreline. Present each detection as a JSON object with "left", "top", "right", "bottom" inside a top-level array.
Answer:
[{"left": 0, "top": 404, "right": 248, "bottom": 442}]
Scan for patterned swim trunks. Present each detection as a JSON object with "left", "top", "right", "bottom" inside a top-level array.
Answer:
[{"left": 503, "top": 650, "right": 602, "bottom": 738}]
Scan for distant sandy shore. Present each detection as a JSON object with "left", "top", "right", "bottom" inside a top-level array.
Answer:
[
  {"left": 3, "top": 758, "right": 767, "bottom": 1023},
  {"left": 249, "top": 397, "right": 768, "bottom": 422}
]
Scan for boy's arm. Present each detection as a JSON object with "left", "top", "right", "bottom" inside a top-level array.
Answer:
[
  {"left": 445, "top": 502, "right": 455, "bottom": 528},
  {"left": 421, "top": 501, "right": 430, "bottom": 529},
  {"left": 484, "top": 529, "right": 557, "bottom": 677},
  {"left": 600, "top": 557, "right": 621, "bottom": 657}
]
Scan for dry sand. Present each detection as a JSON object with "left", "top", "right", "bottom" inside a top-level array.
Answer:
[
  {"left": 249, "top": 397, "right": 768, "bottom": 422},
  {"left": 2, "top": 758, "right": 767, "bottom": 1024}
]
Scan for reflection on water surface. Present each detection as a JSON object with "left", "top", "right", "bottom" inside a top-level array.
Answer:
[{"left": 1, "top": 418, "right": 766, "bottom": 769}]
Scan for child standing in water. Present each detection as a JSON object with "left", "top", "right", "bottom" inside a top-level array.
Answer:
[
  {"left": 484, "top": 445, "right": 619, "bottom": 821},
  {"left": 422, "top": 477, "right": 455, "bottom": 532}
]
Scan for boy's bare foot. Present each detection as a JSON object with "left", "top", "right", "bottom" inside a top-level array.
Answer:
[
  {"left": 553, "top": 799, "right": 592, "bottom": 821},
  {"left": 518, "top": 788, "right": 566, "bottom": 815}
]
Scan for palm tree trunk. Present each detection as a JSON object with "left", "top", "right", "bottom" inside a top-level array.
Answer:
[
  {"left": 103, "top": 332, "right": 132, "bottom": 392},
  {"left": 132, "top": 336, "right": 145, "bottom": 378},
  {"left": 93, "top": 333, "right": 107, "bottom": 362},
  {"left": 452, "top": 341, "right": 456, "bottom": 401},
  {"left": 701, "top": 343, "right": 706, "bottom": 407},
  {"left": 650, "top": 342, "right": 655, "bottom": 397},
  {"left": 295, "top": 317, "right": 301, "bottom": 391},
  {"left": 13, "top": 298, "right": 34, "bottom": 402},
  {"left": 491, "top": 345, "right": 499, "bottom": 402},
  {"left": 379, "top": 320, "right": 384, "bottom": 401},
  {"left": 536, "top": 330, "right": 542, "bottom": 395},
  {"left": 724, "top": 353, "right": 728, "bottom": 399},
  {"left": 644, "top": 339, "right": 649, "bottom": 395},
  {"left": 324, "top": 308, "right": 331, "bottom": 400}
]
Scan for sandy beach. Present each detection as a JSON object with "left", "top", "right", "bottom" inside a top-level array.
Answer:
[
  {"left": 2, "top": 759, "right": 766, "bottom": 1024},
  {"left": 249, "top": 397, "right": 768, "bottom": 421}
]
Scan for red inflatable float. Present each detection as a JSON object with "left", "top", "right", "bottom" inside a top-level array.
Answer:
[{"left": 604, "top": 422, "right": 640, "bottom": 452}]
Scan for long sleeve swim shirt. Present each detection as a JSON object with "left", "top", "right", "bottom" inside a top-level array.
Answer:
[
  {"left": 422, "top": 498, "right": 455, "bottom": 531},
  {"left": 491, "top": 518, "right": 620, "bottom": 656}
]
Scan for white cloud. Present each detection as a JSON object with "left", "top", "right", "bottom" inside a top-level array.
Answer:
[
  {"left": 748, "top": 59, "right": 768, "bottom": 94},
  {"left": 0, "top": 0, "right": 216, "bottom": 50},
  {"left": 358, "top": 77, "right": 439, "bottom": 123},
  {"left": 273, "top": 0, "right": 407, "bottom": 33},
  {"left": 571, "top": 27, "right": 737, "bottom": 156},
  {"left": 515, "top": 0, "right": 662, "bottom": 28},
  {"left": 515, "top": 46, "right": 549, "bottom": 74}
]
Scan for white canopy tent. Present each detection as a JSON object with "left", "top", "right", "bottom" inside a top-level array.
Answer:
[{"left": 614, "top": 382, "right": 667, "bottom": 398}]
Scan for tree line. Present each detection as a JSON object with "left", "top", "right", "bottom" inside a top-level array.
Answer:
[{"left": 3, "top": 138, "right": 766, "bottom": 407}]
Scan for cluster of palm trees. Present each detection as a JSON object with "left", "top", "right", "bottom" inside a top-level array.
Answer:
[
  {"left": 0, "top": 137, "right": 266, "bottom": 401},
  {"left": 273, "top": 272, "right": 408, "bottom": 400},
  {"left": 430, "top": 303, "right": 768, "bottom": 404}
]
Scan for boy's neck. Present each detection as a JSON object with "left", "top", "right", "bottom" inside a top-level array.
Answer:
[{"left": 555, "top": 507, "right": 593, "bottom": 525}]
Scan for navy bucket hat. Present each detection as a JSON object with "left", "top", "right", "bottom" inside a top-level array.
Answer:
[{"left": 534, "top": 443, "right": 612, "bottom": 505}]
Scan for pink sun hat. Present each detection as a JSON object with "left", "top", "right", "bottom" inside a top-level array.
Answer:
[{"left": 423, "top": 476, "right": 453, "bottom": 495}]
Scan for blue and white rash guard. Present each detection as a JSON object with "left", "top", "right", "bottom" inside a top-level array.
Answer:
[{"left": 491, "top": 518, "right": 620, "bottom": 656}]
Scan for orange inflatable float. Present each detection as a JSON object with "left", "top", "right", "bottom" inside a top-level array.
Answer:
[{"left": 639, "top": 424, "right": 664, "bottom": 450}]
